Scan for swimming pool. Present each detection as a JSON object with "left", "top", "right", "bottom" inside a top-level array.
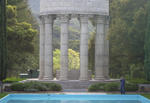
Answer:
[{"left": 0, "top": 94, "right": 150, "bottom": 103}]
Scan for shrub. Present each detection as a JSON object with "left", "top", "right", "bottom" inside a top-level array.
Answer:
[
  {"left": 44, "top": 83, "right": 62, "bottom": 91},
  {"left": 88, "top": 83, "right": 105, "bottom": 92},
  {"left": 3, "top": 77, "right": 25, "bottom": 83},
  {"left": 88, "top": 81, "right": 140, "bottom": 92},
  {"left": 11, "top": 83, "right": 25, "bottom": 91},
  {"left": 24, "top": 82, "right": 47, "bottom": 91},
  {"left": 125, "top": 82, "right": 138, "bottom": 92},
  {"left": 127, "top": 79, "right": 150, "bottom": 84},
  {"left": 104, "top": 82, "right": 119, "bottom": 92},
  {"left": 10, "top": 81, "right": 62, "bottom": 92}
]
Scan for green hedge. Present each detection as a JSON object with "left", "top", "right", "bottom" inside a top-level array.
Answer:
[
  {"left": 88, "top": 82, "right": 138, "bottom": 92},
  {"left": 88, "top": 82, "right": 119, "bottom": 92},
  {"left": 3, "top": 77, "right": 25, "bottom": 83},
  {"left": 104, "top": 83, "right": 119, "bottom": 92},
  {"left": 127, "top": 79, "right": 150, "bottom": 84},
  {"left": 125, "top": 82, "right": 138, "bottom": 92},
  {"left": 88, "top": 83, "right": 105, "bottom": 92},
  {"left": 11, "top": 81, "right": 62, "bottom": 92}
]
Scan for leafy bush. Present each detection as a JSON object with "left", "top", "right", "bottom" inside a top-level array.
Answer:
[
  {"left": 10, "top": 81, "right": 62, "bottom": 92},
  {"left": 104, "top": 82, "right": 119, "bottom": 92},
  {"left": 88, "top": 82, "right": 119, "bottom": 92},
  {"left": 11, "top": 83, "right": 25, "bottom": 91},
  {"left": 88, "top": 83, "right": 105, "bottom": 92},
  {"left": 23, "top": 82, "right": 47, "bottom": 91},
  {"left": 44, "top": 83, "right": 62, "bottom": 91},
  {"left": 125, "top": 82, "right": 138, "bottom": 92},
  {"left": 3, "top": 77, "right": 25, "bottom": 83},
  {"left": 127, "top": 79, "right": 150, "bottom": 84}
]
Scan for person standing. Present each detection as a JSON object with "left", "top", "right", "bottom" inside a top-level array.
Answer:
[{"left": 120, "top": 77, "right": 125, "bottom": 94}]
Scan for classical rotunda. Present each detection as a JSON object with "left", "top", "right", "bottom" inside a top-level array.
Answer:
[{"left": 38, "top": 0, "right": 109, "bottom": 81}]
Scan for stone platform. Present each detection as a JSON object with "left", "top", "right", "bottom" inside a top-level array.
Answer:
[{"left": 23, "top": 79, "right": 119, "bottom": 89}]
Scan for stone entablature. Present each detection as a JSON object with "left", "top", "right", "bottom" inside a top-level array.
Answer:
[{"left": 40, "top": 0, "right": 109, "bottom": 15}]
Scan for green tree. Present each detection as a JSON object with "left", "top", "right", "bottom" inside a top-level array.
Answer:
[
  {"left": 6, "top": 4, "right": 37, "bottom": 76},
  {"left": 7, "top": 0, "right": 38, "bottom": 28},
  {"left": 144, "top": 0, "right": 150, "bottom": 81},
  {"left": 53, "top": 49, "right": 80, "bottom": 73},
  {"left": 108, "top": 0, "right": 148, "bottom": 78},
  {"left": 0, "top": 0, "right": 7, "bottom": 81}
]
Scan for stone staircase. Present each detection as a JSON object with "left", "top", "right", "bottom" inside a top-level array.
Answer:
[{"left": 54, "top": 81, "right": 92, "bottom": 89}]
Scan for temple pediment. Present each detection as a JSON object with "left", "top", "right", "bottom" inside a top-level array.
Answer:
[{"left": 40, "top": 0, "right": 109, "bottom": 15}]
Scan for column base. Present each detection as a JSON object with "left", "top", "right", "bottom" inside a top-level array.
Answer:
[
  {"left": 79, "top": 77, "right": 88, "bottom": 81},
  {"left": 38, "top": 77, "right": 43, "bottom": 80},
  {"left": 38, "top": 75, "right": 44, "bottom": 80},
  {"left": 95, "top": 76, "right": 105, "bottom": 80},
  {"left": 59, "top": 77, "right": 68, "bottom": 81},
  {"left": 43, "top": 76, "right": 53, "bottom": 80},
  {"left": 104, "top": 76, "right": 110, "bottom": 80}
]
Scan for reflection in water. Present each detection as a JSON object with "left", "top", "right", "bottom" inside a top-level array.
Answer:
[{"left": 7, "top": 100, "right": 142, "bottom": 103}]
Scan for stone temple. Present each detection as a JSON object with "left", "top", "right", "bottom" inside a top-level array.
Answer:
[{"left": 39, "top": 0, "right": 110, "bottom": 82}]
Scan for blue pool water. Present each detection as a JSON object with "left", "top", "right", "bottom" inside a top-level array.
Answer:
[
  {"left": 0, "top": 94, "right": 150, "bottom": 103},
  {"left": 6, "top": 100, "right": 141, "bottom": 103}
]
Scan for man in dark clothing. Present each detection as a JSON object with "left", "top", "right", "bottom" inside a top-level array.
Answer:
[{"left": 120, "top": 77, "right": 125, "bottom": 94}]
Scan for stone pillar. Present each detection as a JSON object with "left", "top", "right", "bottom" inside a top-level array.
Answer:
[
  {"left": 60, "top": 15, "right": 69, "bottom": 80},
  {"left": 104, "top": 17, "right": 109, "bottom": 79},
  {"left": 39, "top": 16, "right": 45, "bottom": 80},
  {"left": 95, "top": 15, "right": 105, "bottom": 80},
  {"left": 43, "top": 15, "right": 53, "bottom": 80},
  {"left": 79, "top": 15, "right": 89, "bottom": 81}
]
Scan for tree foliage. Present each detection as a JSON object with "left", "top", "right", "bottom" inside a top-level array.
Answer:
[
  {"left": 6, "top": 0, "right": 38, "bottom": 76},
  {"left": 53, "top": 49, "right": 80, "bottom": 72},
  {"left": 0, "top": 0, "right": 7, "bottom": 81},
  {"left": 88, "top": 32, "right": 95, "bottom": 74},
  {"left": 108, "top": 0, "right": 148, "bottom": 78},
  {"left": 144, "top": 0, "right": 150, "bottom": 81}
]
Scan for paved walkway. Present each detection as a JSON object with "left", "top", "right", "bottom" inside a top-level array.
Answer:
[{"left": 63, "top": 89, "right": 88, "bottom": 92}]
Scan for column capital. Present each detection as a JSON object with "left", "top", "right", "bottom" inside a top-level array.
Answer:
[
  {"left": 44, "top": 15, "right": 53, "bottom": 24},
  {"left": 95, "top": 15, "right": 105, "bottom": 24},
  {"left": 104, "top": 16, "right": 110, "bottom": 25},
  {"left": 39, "top": 15, "right": 45, "bottom": 25},
  {"left": 80, "top": 14, "right": 89, "bottom": 23},
  {"left": 59, "top": 14, "right": 69, "bottom": 23}
]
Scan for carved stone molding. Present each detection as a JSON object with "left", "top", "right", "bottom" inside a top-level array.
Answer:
[
  {"left": 105, "top": 16, "right": 109, "bottom": 25},
  {"left": 95, "top": 15, "right": 105, "bottom": 24},
  {"left": 58, "top": 14, "right": 70, "bottom": 23},
  {"left": 80, "top": 14, "right": 89, "bottom": 23},
  {"left": 44, "top": 15, "right": 53, "bottom": 24},
  {"left": 39, "top": 15, "right": 45, "bottom": 25}
]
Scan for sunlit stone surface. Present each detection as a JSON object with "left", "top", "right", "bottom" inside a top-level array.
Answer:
[
  {"left": 39, "top": 0, "right": 109, "bottom": 81},
  {"left": 40, "top": 0, "right": 109, "bottom": 15}
]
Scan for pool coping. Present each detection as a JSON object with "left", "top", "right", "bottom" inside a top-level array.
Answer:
[{"left": 0, "top": 94, "right": 150, "bottom": 103}]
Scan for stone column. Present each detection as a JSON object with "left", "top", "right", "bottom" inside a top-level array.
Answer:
[
  {"left": 104, "top": 17, "right": 109, "bottom": 79},
  {"left": 95, "top": 15, "right": 105, "bottom": 80},
  {"left": 60, "top": 15, "right": 69, "bottom": 80},
  {"left": 39, "top": 16, "right": 45, "bottom": 80},
  {"left": 79, "top": 15, "right": 89, "bottom": 81},
  {"left": 43, "top": 15, "right": 53, "bottom": 80}
]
